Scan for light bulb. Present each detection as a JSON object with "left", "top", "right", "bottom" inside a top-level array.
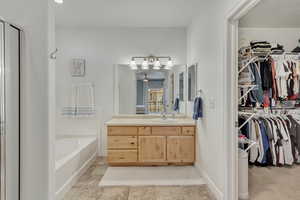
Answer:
[
  {"left": 130, "top": 59, "right": 137, "bottom": 70},
  {"left": 167, "top": 59, "right": 173, "bottom": 67},
  {"left": 165, "top": 58, "right": 173, "bottom": 70},
  {"left": 153, "top": 59, "right": 161, "bottom": 70},
  {"left": 54, "top": 0, "right": 63, "bottom": 4},
  {"left": 142, "top": 59, "right": 149, "bottom": 70}
]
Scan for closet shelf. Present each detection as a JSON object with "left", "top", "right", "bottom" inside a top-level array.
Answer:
[
  {"left": 238, "top": 111, "right": 256, "bottom": 130},
  {"left": 238, "top": 56, "right": 258, "bottom": 74},
  {"left": 238, "top": 84, "right": 257, "bottom": 88},
  {"left": 239, "top": 85, "right": 257, "bottom": 101}
]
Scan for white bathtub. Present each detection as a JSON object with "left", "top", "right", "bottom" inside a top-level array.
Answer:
[{"left": 55, "top": 136, "right": 97, "bottom": 200}]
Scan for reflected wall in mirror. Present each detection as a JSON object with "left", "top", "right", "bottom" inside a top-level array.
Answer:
[
  {"left": 179, "top": 72, "right": 184, "bottom": 101},
  {"left": 115, "top": 64, "right": 187, "bottom": 115},
  {"left": 188, "top": 63, "right": 197, "bottom": 101}
]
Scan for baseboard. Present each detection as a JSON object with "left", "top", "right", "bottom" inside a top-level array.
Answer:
[
  {"left": 55, "top": 152, "right": 97, "bottom": 200},
  {"left": 195, "top": 164, "right": 224, "bottom": 200}
]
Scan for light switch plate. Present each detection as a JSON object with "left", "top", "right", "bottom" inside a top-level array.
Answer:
[{"left": 209, "top": 98, "right": 216, "bottom": 109}]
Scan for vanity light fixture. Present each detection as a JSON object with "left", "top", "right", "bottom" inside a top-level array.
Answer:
[
  {"left": 129, "top": 55, "right": 174, "bottom": 70},
  {"left": 165, "top": 58, "right": 174, "bottom": 70},
  {"left": 142, "top": 58, "right": 149, "bottom": 70},
  {"left": 130, "top": 58, "right": 138, "bottom": 70},
  {"left": 54, "top": 0, "right": 64, "bottom": 4},
  {"left": 153, "top": 58, "right": 161, "bottom": 70}
]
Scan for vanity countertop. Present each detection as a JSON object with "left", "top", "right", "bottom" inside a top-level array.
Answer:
[{"left": 105, "top": 117, "right": 196, "bottom": 126}]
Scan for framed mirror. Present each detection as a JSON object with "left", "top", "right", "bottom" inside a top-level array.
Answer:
[
  {"left": 114, "top": 64, "right": 187, "bottom": 115},
  {"left": 188, "top": 63, "right": 197, "bottom": 101}
]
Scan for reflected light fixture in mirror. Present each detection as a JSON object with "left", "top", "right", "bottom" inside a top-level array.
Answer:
[
  {"left": 153, "top": 58, "right": 161, "bottom": 70},
  {"left": 143, "top": 74, "right": 149, "bottom": 82},
  {"left": 165, "top": 58, "right": 173, "bottom": 70},
  {"left": 130, "top": 58, "right": 138, "bottom": 70},
  {"left": 142, "top": 58, "right": 149, "bottom": 70},
  {"left": 54, "top": 0, "right": 63, "bottom": 4}
]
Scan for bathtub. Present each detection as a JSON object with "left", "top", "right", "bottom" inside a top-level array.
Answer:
[{"left": 55, "top": 136, "right": 97, "bottom": 200}]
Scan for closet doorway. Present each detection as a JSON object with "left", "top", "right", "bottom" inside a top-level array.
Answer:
[{"left": 226, "top": 0, "right": 300, "bottom": 200}]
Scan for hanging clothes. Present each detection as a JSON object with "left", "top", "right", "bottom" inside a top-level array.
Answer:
[{"left": 239, "top": 113, "right": 298, "bottom": 166}]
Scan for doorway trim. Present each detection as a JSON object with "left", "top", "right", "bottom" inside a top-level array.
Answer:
[{"left": 224, "top": 0, "right": 262, "bottom": 200}]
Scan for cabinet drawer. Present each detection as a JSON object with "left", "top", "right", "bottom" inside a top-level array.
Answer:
[
  {"left": 108, "top": 136, "right": 137, "bottom": 149},
  {"left": 107, "top": 150, "right": 137, "bottom": 163},
  {"left": 182, "top": 127, "right": 195, "bottom": 136},
  {"left": 138, "top": 127, "right": 151, "bottom": 135},
  {"left": 152, "top": 127, "right": 181, "bottom": 136},
  {"left": 108, "top": 127, "right": 137, "bottom": 136}
]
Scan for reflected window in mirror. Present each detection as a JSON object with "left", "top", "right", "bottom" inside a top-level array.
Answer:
[{"left": 136, "top": 71, "right": 166, "bottom": 114}]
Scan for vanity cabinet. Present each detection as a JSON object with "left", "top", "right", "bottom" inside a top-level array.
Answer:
[{"left": 107, "top": 126, "right": 196, "bottom": 166}]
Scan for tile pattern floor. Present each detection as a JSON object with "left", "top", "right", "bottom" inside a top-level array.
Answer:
[
  {"left": 249, "top": 165, "right": 300, "bottom": 200},
  {"left": 63, "top": 157, "right": 216, "bottom": 200}
]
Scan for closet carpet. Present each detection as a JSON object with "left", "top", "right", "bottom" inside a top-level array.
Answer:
[
  {"left": 63, "top": 157, "right": 215, "bottom": 200},
  {"left": 249, "top": 165, "right": 300, "bottom": 200}
]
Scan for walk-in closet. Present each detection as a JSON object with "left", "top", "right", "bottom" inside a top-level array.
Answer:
[{"left": 237, "top": 0, "right": 300, "bottom": 199}]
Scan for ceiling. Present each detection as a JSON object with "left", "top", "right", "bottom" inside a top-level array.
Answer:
[
  {"left": 240, "top": 0, "right": 300, "bottom": 28},
  {"left": 55, "top": 0, "right": 202, "bottom": 28}
]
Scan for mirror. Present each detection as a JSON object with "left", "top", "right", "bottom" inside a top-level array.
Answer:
[
  {"left": 188, "top": 64, "right": 197, "bottom": 101},
  {"left": 179, "top": 72, "right": 184, "bottom": 101},
  {"left": 115, "top": 64, "right": 187, "bottom": 115}
]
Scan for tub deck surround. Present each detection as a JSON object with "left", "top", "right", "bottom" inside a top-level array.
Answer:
[
  {"left": 105, "top": 117, "right": 196, "bottom": 166},
  {"left": 55, "top": 135, "right": 98, "bottom": 200}
]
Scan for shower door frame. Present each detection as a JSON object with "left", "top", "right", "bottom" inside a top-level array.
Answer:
[{"left": 0, "top": 18, "right": 22, "bottom": 200}]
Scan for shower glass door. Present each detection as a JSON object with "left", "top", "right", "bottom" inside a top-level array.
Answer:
[{"left": 0, "top": 20, "right": 20, "bottom": 200}]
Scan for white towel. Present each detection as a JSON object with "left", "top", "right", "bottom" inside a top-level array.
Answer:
[{"left": 62, "top": 82, "right": 96, "bottom": 117}]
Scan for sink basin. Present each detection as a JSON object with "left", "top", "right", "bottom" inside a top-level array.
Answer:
[{"left": 149, "top": 118, "right": 177, "bottom": 123}]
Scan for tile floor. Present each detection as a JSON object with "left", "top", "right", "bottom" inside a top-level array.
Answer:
[{"left": 63, "top": 157, "right": 216, "bottom": 200}]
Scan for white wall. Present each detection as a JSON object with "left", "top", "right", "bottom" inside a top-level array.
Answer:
[
  {"left": 0, "top": 0, "right": 50, "bottom": 199},
  {"left": 186, "top": 0, "right": 240, "bottom": 199},
  {"left": 56, "top": 27, "right": 187, "bottom": 155},
  {"left": 239, "top": 28, "right": 300, "bottom": 51}
]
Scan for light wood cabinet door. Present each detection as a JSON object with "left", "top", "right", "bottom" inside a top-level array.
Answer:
[
  {"left": 139, "top": 136, "right": 166, "bottom": 162},
  {"left": 167, "top": 136, "right": 195, "bottom": 162}
]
